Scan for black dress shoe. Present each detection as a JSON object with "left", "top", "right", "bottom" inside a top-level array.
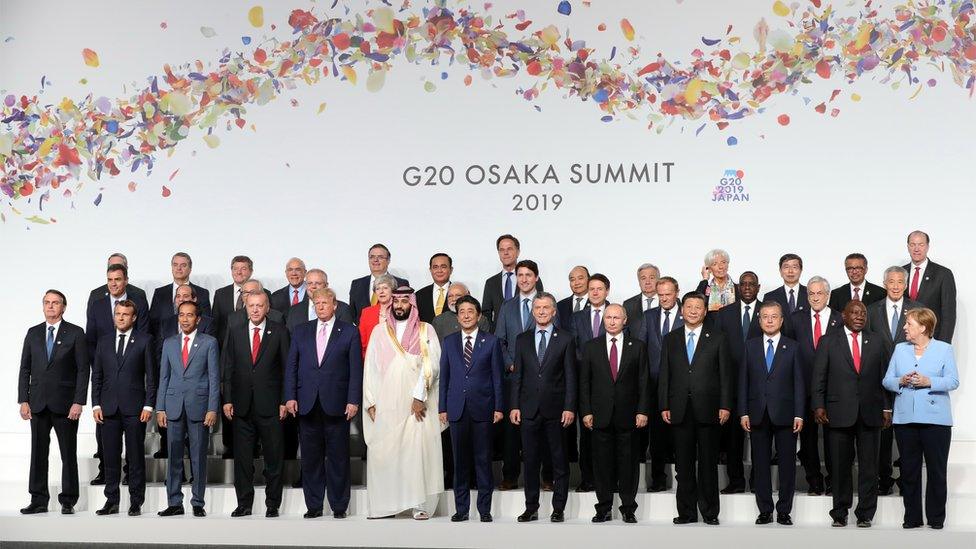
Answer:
[
  {"left": 266, "top": 508, "right": 279, "bottom": 518},
  {"left": 929, "top": 523, "right": 944, "bottom": 530},
  {"left": 807, "top": 486, "right": 824, "bottom": 496},
  {"left": 61, "top": 505, "right": 75, "bottom": 515},
  {"left": 592, "top": 512, "right": 612, "bottom": 523},
  {"left": 622, "top": 513, "right": 638, "bottom": 524},
  {"left": 704, "top": 517, "right": 720, "bottom": 526},
  {"left": 720, "top": 485, "right": 745, "bottom": 494},
  {"left": 20, "top": 503, "right": 48, "bottom": 514},
  {"left": 497, "top": 479, "right": 518, "bottom": 491},
  {"left": 648, "top": 483, "right": 668, "bottom": 493},
  {"left": 756, "top": 513, "right": 773, "bottom": 525},
  {"left": 192, "top": 506, "right": 206, "bottom": 517},
  {"left": 90, "top": 473, "right": 106, "bottom": 485},
  {"left": 776, "top": 514, "right": 793, "bottom": 525},
  {"left": 550, "top": 510, "right": 565, "bottom": 523},
  {"left": 152, "top": 449, "right": 168, "bottom": 459},
  {"left": 831, "top": 518, "right": 847, "bottom": 527},
  {"left": 902, "top": 522, "right": 923, "bottom": 529},
  {"left": 574, "top": 483, "right": 594, "bottom": 493},
  {"left": 878, "top": 486, "right": 893, "bottom": 496},
  {"left": 517, "top": 510, "right": 538, "bottom": 522},
  {"left": 451, "top": 513, "right": 469, "bottom": 522},
  {"left": 333, "top": 511, "right": 347, "bottom": 519},
  {"left": 673, "top": 516, "right": 698, "bottom": 525},
  {"left": 231, "top": 506, "right": 252, "bottom": 517},
  {"left": 541, "top": 481, "right": 554, "bottom": 492},
  {"left": 480, "top": 514, "right": 493, "bottom": 522},
  {"left": 856, "top": 519, "right": 872, "bottom": 528},
  {"left": 127, "top": 505, "right": 141, "bottom": 516},
  {"left": 304, "top": 509, "right": 323, "bottom": 519},
  {"left": 96, "top": 503, "right": 119, "bottom": 516},
  {"left": 158, "top": 505, "right": 184, "bottom": 516},
  {"left": 291, "top": 476, "right": 303, "bottom": 489}
]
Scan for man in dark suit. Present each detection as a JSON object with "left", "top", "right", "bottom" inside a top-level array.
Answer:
[
  {"left": 570, "top": 273, "right": 614, "bottom": 492},
  {"left": 149, "top": 252, "right": 211, "bottom": 335},
  {"left": 640, "top": 276, "right": 682, "bottom": 491},
  {"left": 904, "top": 230, "right": 956, "bottom": 342},
  {"left": 659, "top": 292, "right": 732, "bottom": 526},
  {"left": 791, "top": 276, "right": 843, "bottom": 495},
  {"left": 348, "top": 243, "right": 409, "bottom": 321},
  {"left": 438, "top": 296, "right": 504, "bottom": 522},
  {"left": 556, "top": 265, "right": 589, "bottom": 326},
  {"left": 222, "top": 291, "right": 290, "bottom": 518},
  {"left": 738, "top": 301, "right": 805, "bottom": 526},
  {"left": 90, "top": 299, "right": 156, "bottom": 516},
  {"left": 286, "top": 269, "right": 355, "bottom": 330},
  {"left": 431, "top": 283, "right": 492, "bottom": 341},
  {"left": 18, "top": 290, "right": 89, "bottom": 515},
  {"left": 285, "top": 288, "right": 363, "bottom": 519},
  {"left": 763, "top": 254, "right": 807, "bottom": 329},
  {"left": 212, "top": 255, "right": 257, "bottom": 346},
  {"left": 622, "top": 263, "right": 660, "bottom": 339},
  {"left": 482, "top": 234, "right": 543, "bottom": 329},
  {"left": 867, "top": 266, "right": 920, "bottom": 495},
  {"left": 510, "top": 292, "right": 576, "bottom": 523},
  {"left": 811, "top": 300, "right": 893, "bottom": 528},
  {"left": 417, "top": 253, "right": 453, "bottom": 324},
  {"left": 713, "top": 271, "right": 762, "bottom": 494},
  {"left": 580, "top": 304, "right": 649, "bottom": 523},
  {"left": 87, "top": 253, "right": 148, "bottom": 311},
  {"left": 156, "top": 302, "right": 220, "bottom": 517},
  {"left": 829, "top": 253, "right": 885, "bottom": 311},
  {"left": 270, "top": 257, "right": 308, "bottom": 314}
]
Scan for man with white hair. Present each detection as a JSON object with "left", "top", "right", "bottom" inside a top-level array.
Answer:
[
  {"left": 431, "top": 283, "right": 491, "bottom": 341},
  {"left": 271, "top": 257, "right": 308, "bottom": 314},
  {"left": 622, "top": 263, "right": 660, "bottom": 339}
]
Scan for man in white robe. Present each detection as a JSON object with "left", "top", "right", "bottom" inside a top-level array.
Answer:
[{"left": 363, "top": 287, "right": 444, "bottom": 519}]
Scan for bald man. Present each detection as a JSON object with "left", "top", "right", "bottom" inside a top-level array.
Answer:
[{"left": 271, "top": 258, "right": 309, "bottom": 314}]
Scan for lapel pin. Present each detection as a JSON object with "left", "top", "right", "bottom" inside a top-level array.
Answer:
[
  {"left": 705, "top": 332, "right": 710, "bottom": 338},
  {"left": 337, "top": 328, "right": 342, "bottom": 332},
  {"left": 553, "top": 333, "right": 558, "bottom": 338},
  {"left": 628, "top": 341, "right": 632, "bottom": 346},
  {"left": 480, "top": 338, "right": 486, "bottom": 344},
  {"left": 267, "top": 330, "right": 272, "bottom": 335}
]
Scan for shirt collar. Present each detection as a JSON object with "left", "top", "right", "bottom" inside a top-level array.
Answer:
[
  {"left": 433, "top": 281, "right": 451, "bottom": 292},
  {"left": 536, "top": 324, "right": 552, "bottom": 335},
  {"left": 887, "top": 297, "right": 904, "bottom": 307},
  {"left": 45, "top": 320, "right": 63, "bottom": 331},
  {"left": 763, "top": 332, "right": 781, "bottom": 347},
  {"left": 844, "top": 327, "right": 860, "bottom": 338},
  {"left": 462, "top": 327, "right": 479, "bottom": 341},
  {"left": 590, "top": 301, "right": 606, "bottom": 312},
  {"left": 248, "top": 319, "right": 267, "bottom": 332},
  {"left": 116, "top": 328, "right": 133, "bottom": 338},
  {"left": 317, "top": 317, "right": 332, "bottom": 330},
  {"left": 684, "top": 325, "right": 702, "bottom": 338},
  {"left": 784, "top": 283, "right": 800, "bottom": 293},
  {"left": 520, "top": 290, "right": 537, "bottom": 301},
  {"left": 911, "top": 258, "right": 929, "bottom": 270}
]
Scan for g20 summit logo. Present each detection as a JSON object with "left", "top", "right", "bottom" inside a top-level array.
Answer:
[{"left": 713, "top": 169, "right": 748, "bottom": 202}]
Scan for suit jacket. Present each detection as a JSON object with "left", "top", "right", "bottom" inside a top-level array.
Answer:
[
  {"left": 221, "top": 319, "right": 290, "bottom": 417},
  {"left": 790, "top": 308, "right": 844, "bottom": 398},
  {"left": 149, "top": 282, "right": 211, "bottom": 334},
  {"left": 285, "top": 319, "right": 363, "bottom": 416},
  {"left": 18, "top": 321, "right": 90, "bottom": 414},
  {"left": 572, "top": 303, "right": 609, "bottom": 359},
  {"left": 883, "top": 340, "right": 959, "bottom": 426},
  {"left": 714, "top": 300, "right": 763, "bottom": 370},
  {"left": 494, "top": 294, "right": 562, "bottom": 367},
  {"left": 348, "top": 273, "right": 409, "bottom": 322},
  {"left": 810, "top": 330, "right": 892, "bottom": 428},
  {"left": 510, "top": 327, "right": 577, "bottom": 419},
  {"left": 902, "top": 260, "right": 956, "bottom": 342},
  {"left": 737, "top": 335, "right": 805, "bottom": 425},
  {"left": 763, "top": 285, "right": 808, "bottom": 330},
  {"left": 156, "top": 314, "right": 214, "bottom": 364},
  {"left": 88, "top": 283, "right": 147, "bottom": 308},
  {"left": 641, "top": 306, "right": 684, "bottom": 380},
  {"left": 86, "top": 292, "right": 150, "bottom": 354},
  {"left": 556, "top": 295, "right": 587, "bottom": 331},
  {"left": 270, "top": 284, "right": 304, "bottom": 315},
  {"left": 416, "top": 282, "right": 451, "bottom": 324},
  {"left": 829, "top": 281, "right": 886, "bottom": 312},
  {"left": 867, "top": 298, "right": 920, "bottom": 347},
  {"left": 622, "top": 293, "right": 655, "bottom": 341},
  {"left": 481, "top": 271, "right": 543, "bottom": 329},
  {"left": 658, "top": 326, "right": 733, "bottom": 424},
  {"left": 285, "top": 297, "right": 355, "bottom": 331},
  {"left": 222, "top": 308, "right": 284, "bottom": 350},
  {"left": 438, "top": 330, "right": 505, "bottom": 421},
  {"left": 91, "top": 331, "right": 157, "bottom": 416},
  {"left": 431, "top": 310, "right": 492, "bottom": 342},
  {"left": 156, "top": 331, "right": 220, "bottom": 421},
  {"left": 212, "top": 284, "right": 273, "bottom": 347},
  {"left": 579, "top": 334, "right": 650, "bottom": 430}
]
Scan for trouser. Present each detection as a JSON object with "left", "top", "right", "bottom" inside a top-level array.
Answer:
[
  {"left": 645, "top": 387, "right": 673, "bottom": 487},
  {"left": 750, "top": 413, "right": 797, "bottom": 515},
  {"left": 721, "top": 418, "right": 747, "bottom": 489},
  {"left": 895, "top": 423, "right": 950, "bottom": 527},
  {"left": 299, "top": 403, "right": 351, "bottom": 513},
  {"left": 671, "top": 404, "right": 720, "bottom": 521},
  {"left": 577, "top": 417, "right": 594, "bottom": 486},
  {"left": 450, "top": 409, "right": 494, "bottom": 516},
  {"left": 165, "top": 409, "right": 209, "bottom": 507},
  {"left": 592, "top": 424, "right": 640, "bottom": 515},
  {"left": 828, "top": 419, "right": 880, "bottom": 522},
  {"left": 28, "top": 409, "right": 79, "bottom": 506},
  {"left": 521, "top": 414, "right": 569, "bottom": 512},
  {"left": 282, "top": 413, "right": 300, "bottom": 460},
  {"left": 232, "top": 410, "right": 284, "bottom": 510},
  {"left": 879, "top": 425, "right": 896, "bottom": 487},
  {"left": 798, "top": 407, "right": 832, "bottom": 488},
  {"left": 102, "top": 412, "right": 146, "bottom": 506}
]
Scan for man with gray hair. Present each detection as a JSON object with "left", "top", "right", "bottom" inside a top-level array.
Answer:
[
  {"left": 431, "top": 283, "right": 491, "bottom": 341},
  {"left": 271, "top": 257, "right": 308, "bottom": 314},
  {"left": 623, "top": 263, "right": 660, "bottom": 339},
  {"left": 286, "top": 269, "right": 356, "bottom": 331}
]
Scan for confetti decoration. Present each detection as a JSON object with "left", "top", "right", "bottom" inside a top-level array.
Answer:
[
  {"left": 248, "top": 6, "right": 264, "bottom": 27},
  {"left": 557, "top": 1, "right": 572, "bottom": 16},
  {"left": 620, "top": 18, "right": 635, "bottom": 41},
  {"left": 81, "top": 48, "right": 99, "bottom": 68}
]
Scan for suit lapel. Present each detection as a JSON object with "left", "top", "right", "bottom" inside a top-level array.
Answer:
[
  {"left": 45, "top": 327, "right": 61, "bottom": 367},
  {"left": 768, "top": 340, "right": 788, "bottom": 377},
  {"left": 253, "top": 326, "right": 274, "bottom": 366},
  {"left": 538, "top": 330, "right": 557, "bottom": 371},
  {"left": 119, "top": 333, "right": 137, "bottom": 371},
  {"left": 320, "top": 322, "right": 342, "bottom": 367},
  {"left": 469, "top": 333, "right": 487, "bottom": 370},
  {"left": 615, "top": 337, "right": 633, "bottom": 381}
]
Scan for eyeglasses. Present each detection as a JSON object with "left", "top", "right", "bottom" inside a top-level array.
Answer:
[{"left": 845, "top": 266, "right": 865, "bottom": 271}]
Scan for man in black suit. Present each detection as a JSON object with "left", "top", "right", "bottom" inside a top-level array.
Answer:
[
  {"left": 713, "top": 271, "right": 763, "bottom": 494},
  {"left": 659, "top": 292, "right": 732, "bottom": 526},
  {"left": 222, "top": 290, "right": 290, "bottom": 518},
  {"left": 738, "top": 301, "right": 805, "bottom": 526},
  {"left": 88, "top": 253, "right": 148, "bottom": 311},
  {"left": 904, "top": 230, "right": 956, "bottom": 342},
  {"left": 286, "top": 269, "right": 355, "bottom": 330},
  {"left": 812, "top": 300, "right": 893, "bottom": 528},
  {"left": 212, "top": 255, "right": 257, "bottom": 346},
  {"left": 18, "top": 290, "right": 89, "bottom": 515},
  {"left": 556, "top": 265, "right": 589, "bottom": 325},
  {"left": 90, "top": 299, "right": 157, "bottom": 516},
  {"left": 791, "top": 276, "right": 843, "bottom": 495},
  {"left": 622, "top": 263, "right": 660, "bottom": 339},
  {"left": 416, "top": 252, "right": 453, "bottom": 323},
  {"left": 763, "top": 253, "right": 807, "bottom": 326},
  {"left": 149, "top": 252, "right": 211, "bottom": 334},
  {"left": 510, "top": 292, "right": 576, "bottom": 523},
  {"left": 580, "top": 304, "right": 649, "bottom": 523},
  {"left": 829, "top": 253, "right": 885, "bottom": 311},
  {"left": 348, "top": 243, "right": 409, "bottom": 321},
  {"left": 270, "top": 257, "right": 308, "bottom": 314},
  {"left": 481, "top": 234, "right": 543, "bottom": 329}
]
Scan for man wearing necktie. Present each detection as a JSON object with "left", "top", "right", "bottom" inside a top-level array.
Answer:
[
  {"left": 763, "top": 253, "right": 808, "bottom": 333},
  {"left": 270, "top": 257, "right": 308, "bottom": 315},
  {"left": 347, "top": 243, "right": 409, "bottom": 321},
  {"left": 416, "top": 253, "right": 454, "bottom": 324},
  {"left": 658, "top": 292, "right": 732, "bottom": 526},
  {"left": 902, "top": 230, "right": 956, "bottom": 342},
  {"left": 285, "top": 288, "right": 362, "bottom": 519},
  {"left": 556, "top": 265, "right": 589, "bottom": 327},
  {"left": 622, "top": 263, "right": 660, "bottom": 340},
  {"left": 811, "top": 300, "right": 893, "bottom": 528},
  {"left": 481, "top": 234, "right": 544, "bottom": 330},
  {"left": 829, "top": 253, "right": 886, "bottom": 312}
]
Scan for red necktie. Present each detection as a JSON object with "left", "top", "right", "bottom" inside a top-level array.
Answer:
[
  {"left": 909, "top": 267, "right": 920, "bottom": 301},
  {"left": 813, "top": 312, "right": 822, "bottom": 349},
  {"left": 850, "top": 331, "right": 861, "bottom": 373},
  {"left": 852, "top": 287, "right": 860, "bottom": 301},
  {"left": 251, "top": 327, "right": 261, "bottom": 364},
  {"left": 181, "top": 336, "right": 190, "bottom": 369},
  {"left": 292, "top": 289, "right": 299, "bottom": 306},
  {"left": 609, "top": 337, "right": 619, "bottom": 381}
]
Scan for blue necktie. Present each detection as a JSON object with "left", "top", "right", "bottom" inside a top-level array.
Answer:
[
  {"left": 537, "top": 329, "right": 548, "bottom": 363},
  {"left": 522, "top": 298, "right": 531, "bottom": 330},
  {"left": 46, "top": 326, "right": 55, "bottom": 359},
  {"left": 662, "top": 309, "right": 672, "bottom": 337},
  {"left": 686, "top": 332, "right": 696, "bottom": 363},
  {"left": 890, "top": 305, "right": 899, "bottom": 340},
  {"left": 503, "top": 272, "right": 513, "bottom": 300},
  {"left": 741, "top": 305, "right": 751, "bottom": 341},
  {"left": 788, "top": 289, "right": 796, "bottom": 313},
  {"left": 765, "top": 338, "right": 775, "bottom": 372}
]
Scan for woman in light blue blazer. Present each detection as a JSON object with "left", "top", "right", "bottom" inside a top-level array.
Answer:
[{"left": 883, "top": 307, "right": 959, "bottom": 530}]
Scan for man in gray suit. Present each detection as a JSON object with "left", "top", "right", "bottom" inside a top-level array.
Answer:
[{"left": 156, "top": 301, "right": 220, "bottom": 517}]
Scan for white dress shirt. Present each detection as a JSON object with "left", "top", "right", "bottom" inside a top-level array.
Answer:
[
  {"left": 684, "top": 325, "right": 702, "bottom": 354},
  {"left": 850, "top": 282, "right": 866, "bottom": 300},
  {"left": 740, "top": 300, "right": 757, "bottom": 324},
  {"left": 461, "top": 328, "right": 479, "bottom": 351},
  {"left": 589, "top": 303, "right": 606, "bottom": 332},
  {"left": 810, "top": 307, "right": 832, "bottom": 333},
  {"left": 248, "top": 320, "right": 267, "bottom": 354},
  {"left": 909, "top": 258, "right": 929, "bottom": 290},
  {"left": 180, "top": 328, "right": 198, "bottom": 350},
  {"left": 519, "top": 290, "right": 538, "bottom": 327},
  {"left": 606, "top": 332, "right": 624, "bottom": 360},
  {"left": 843, "top": 327, "right": 860, "bottom": 356},
  {"left": 887, "top": 298, "right": 905, "bottom": 334},
  {"left": 109, "top": 291, "right": 128, "bottom": 315},
  {"left": 94, "top": 328, "right": 152, "bottom": 412},
  {"left": 659, "top": 306, "right": 678, "bottom": 334},
  {"left": 45, "top": 319, "right": 63, "bottom": 341},
  {"left": 642, "top": 294, "right": 658, "bottom": 312}
]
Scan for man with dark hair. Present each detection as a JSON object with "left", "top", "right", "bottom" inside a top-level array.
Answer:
[
  {"left": 903, "top": 230, "right": 956, "bottom": 342},
  {"left": 556, "top": 266, "right": 589, "bottom": 324},
  {"left": 829, "top": 253, "right": 885, "bottom": 311},
  {"left": 417, "top": 253, "right": 453, "bottom": 323},
  {"left": 88, "top": 253, "right": 148, "bottom": 309},
  {"left": 348, "top": 244, "right": 409, "bottom": 320},
  {"left": 212, "top": 255, "right": 256, "bottom": 346},
  {"left": 482, "top": 234, "right": 543, "bottom": 328},
  {"left": 763, "top": 254, "right": 807, "bottom": 325},
  {"left": 149, "top": 252, "right": 211, "bottom": 334}
]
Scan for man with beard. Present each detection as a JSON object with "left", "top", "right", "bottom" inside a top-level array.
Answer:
[{"left": 431, "top": 283, "right": 491, "bottom": 341}]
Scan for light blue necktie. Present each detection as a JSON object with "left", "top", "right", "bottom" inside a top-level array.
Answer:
[
  {"left": 890, "top": 305, "right": 899, "bottom": 340},
  {"left": 504, "top": 272, "right": 514, "bottom": 300},
  {"left": 46, "top": 326, "right": 55, "bottom": 359},
  {"left": 765, "top": 338, "right": 775, "bottom": 372},
  {"left": 537, "top": 329, "right": 548, "bottom": 362},
  {"left": 522, "top": 298, "right": 531, "bottom": 330},
  {"left": 686, "top": 332, "right": 696, "bottom": 363}
]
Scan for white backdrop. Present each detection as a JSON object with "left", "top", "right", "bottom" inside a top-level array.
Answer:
[{"left": 1, "top": 1, "right": 973, "bottom": 444}]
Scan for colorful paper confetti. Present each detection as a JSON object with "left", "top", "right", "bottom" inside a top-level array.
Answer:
[{"left": 81, "top": 48, "right": 99, "bottom": 68}]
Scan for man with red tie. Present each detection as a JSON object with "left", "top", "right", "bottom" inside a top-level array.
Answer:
[
  {"left": 903, "top": 230, "right": 956, "bottom": 343},
  {"left": 270, "top": 257, "right": 308, "bottom": 314}
]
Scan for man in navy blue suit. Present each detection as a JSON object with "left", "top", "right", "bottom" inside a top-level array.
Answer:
[
  {"left": 556, "top": 266, "right": 589, "bottom": 325},
  {"left": 738, "top": 301, "right": 805, "bottom": 526},
  {"left": 149, "top": 252, "right": 211, "bottom": 335},
  {"left": 91, "top": 299, "right": 156, "bottom": 516},
  {"left": 285, "top": 288, "right": 363, "bottom": 519},
  {"left": 348, "top": 243, "right": 409, "bottom": 321},
  {"left": 763, "top": 254, "right": 807, "bottom": 330},
  {"left": 87, "top": 253, "right": 148, "bottom": 313},
  {"left": 438, "top": 296, "right": 504, "bottom": 522}
]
